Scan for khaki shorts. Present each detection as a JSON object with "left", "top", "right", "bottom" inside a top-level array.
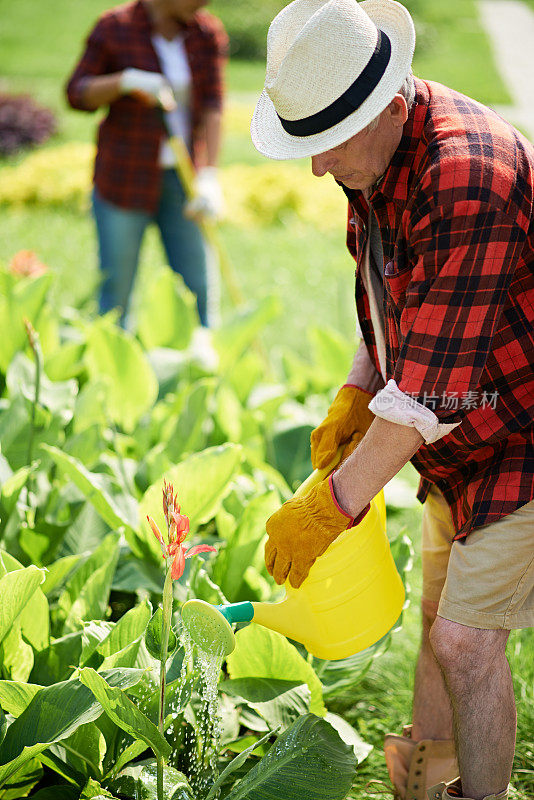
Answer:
[{"left": 422, "top": 484, "right": 534, "bottom": 629}]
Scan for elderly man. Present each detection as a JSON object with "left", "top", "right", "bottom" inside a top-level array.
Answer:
[{"left": 252, "top": 2, "right": 534, "bottom": 800}]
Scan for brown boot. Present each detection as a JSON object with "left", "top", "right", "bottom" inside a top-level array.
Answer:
[
  {"left": 384, "top": 725, "right": 458, "bottom": 800},
  {"left": 427, "top": 777, "right": 509, "bottom": 800}
]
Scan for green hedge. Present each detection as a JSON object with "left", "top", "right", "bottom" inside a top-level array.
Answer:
[{"left": 212, "top": 0, "right": 426, "bottom": 60}]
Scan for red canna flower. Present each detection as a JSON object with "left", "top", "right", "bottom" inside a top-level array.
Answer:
[{"left": 147, "top": 481, "right": 215, "bottom": 580}]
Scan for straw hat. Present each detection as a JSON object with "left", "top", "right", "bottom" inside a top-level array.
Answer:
[{"left": 251, "top": 0, "right": 416, "bottom": 160}]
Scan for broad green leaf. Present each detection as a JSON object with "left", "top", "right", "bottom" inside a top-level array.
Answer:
[
  {"left": 6, "top": 352, "right": 78, "bottom": 426},
  {"left": 212, "top": 296, "right": 281, "bottom": 372},
  {"left": 98, "top": 599, "right": 152, "bottom": 658},
  {"left": 0, "top": 682, "right": 41, "bottom": 716},
  {"left": 103, "top": 739, "right": 147, "bottom": 781},
  {"left": 99, "top": 639, "right": 143, "bottom": 670},
  {"left": 224, "top": 714, "right": 357, "bottom": 800},
  {"left": 0, "top": 564, "right": 45, "bottom": 647},
  {"left": 41, "top": 555, "right": 82, "bottom": 597},
  {"left": 41, "top": 447, "right": 139, "bottom": 548},
  {"left": 140, "top": 444, "right": 242, "bottom": 556},
  {"left": 32, "top": 785, "right": 80, "bottom": 799},
  {"left": 227, "top": 626, "right": 325, "bottom": 716},
  {"left": 220, "top": 678, "right": 310, "bottom": 731},
  {"left": 81, "top": 622, "right": 115, "bottom": 667},
  {"left": 0, "top": 710, "right": 6, "bottom": 746},
  {"left": 0, "top": 552, "right": 49, "bottom": 651},
  {"left": 0, "top": 669, "right": 143, "bottom": 787},
  {"left": 108, "top": 759, "right": 193, "bottom": 800},
  {"left": 0, "top": 625, "right": 34, "bottom": 682},
  {"left": 136, "top": 266, "right": 197, "bottom": 351},
  {"left": 219, "top": 491, "right": 278, "bottom": 602},
  {"left": 0, "top": 757, "right": 42, "bottom": 799},
  {"left": 85, "top": 322, "right": 158, "bottom": 432},
  {"left": 78, "top": 668, "right": 171, "bottom": 761},
  {"left": 0, "top": 272, "right": 53, "bottom": 373},
  {"left": 164, "top": 379, "right": 213, "bottom": 461},
  {"left": 81, "top": 777, "right": 116, "bottom": 798},
  {"left": 270, "top": 422, "right": 314, "bottom": 488},
  {"left": 30, "top": 630, "right": 83, "bottom": 685},
  {"left": 205, "top": 728, "right": 275, "bottom": 800},
  {"left": 0, "top": 465, "right": 33, "bottom": 516},
  {"left": 144, "top": 608, "right": 177, "bottom": 661},
  {"left": 324, "top": 713, "right": 373, "bottom": 764},
  {"left": 308, "top": 326, "right": 354, "bottom": 387},
  {"left": 57, "top": 533, "right": 120, "bottom": 633},
  {"left": 50, "top": 723, "right": 105, "bottom": 780}
]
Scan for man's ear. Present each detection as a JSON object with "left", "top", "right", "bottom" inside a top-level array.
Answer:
[{"left": 389, "top": 94, "right": 408, "bottom": 127}]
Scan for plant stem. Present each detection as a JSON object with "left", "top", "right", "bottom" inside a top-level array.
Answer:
[
  {"left": 23, "top": 319, "right": 43, "bottom": 520},
  {"left": 157, "top": 565, "right": 173, "bottom": 800}
]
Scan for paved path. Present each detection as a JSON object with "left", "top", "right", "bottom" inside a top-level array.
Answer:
[{"left": 479, "top": 0, "right": 534, "bottom": 141}]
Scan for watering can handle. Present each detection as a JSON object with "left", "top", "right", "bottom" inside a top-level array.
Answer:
[{"left": 294, "top": 447, "right": 344, "bottom": 500}]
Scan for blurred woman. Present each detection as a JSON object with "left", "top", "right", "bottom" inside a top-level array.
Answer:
[{"left": 66, "top": 0, "right": 228, "bottom": 327}]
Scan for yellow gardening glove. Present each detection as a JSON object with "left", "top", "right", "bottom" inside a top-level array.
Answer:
[
  {"left": 265, "top": 475, "right": 369, "bottom": 589},
  {"left": 310, "top": 384, "right": 375, "bottom": 470}
]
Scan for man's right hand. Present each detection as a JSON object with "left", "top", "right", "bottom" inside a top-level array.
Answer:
[
  {"left": 120, "top": 68, "right": 173, "bottom": 107},
  {"left": 310, "top": 384, "right": 375, "bottom": 470}
]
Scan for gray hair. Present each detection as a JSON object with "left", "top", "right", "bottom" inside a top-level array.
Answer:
[{"left": 364, "top": 73, "right": 415, "bottom": 133}]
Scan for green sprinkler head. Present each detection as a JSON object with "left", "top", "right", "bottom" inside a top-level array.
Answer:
[
  {"left": 181, "top": 600, "right": 236, "bottom": 658},
  {"left": 181, "top": 600, "right": 255, "bottom": 658}
]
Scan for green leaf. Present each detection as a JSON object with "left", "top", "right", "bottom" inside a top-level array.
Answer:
[
  {"left": 145, "top": 608, "right": 177, "bottom": 661},
  {"left": 218, "top": 491, "right": 279, "bottom": 602},
  {"left": 0, "top": 564, "right": 45, "bottom": 647},
  {"left": 205, "top": 728, "right": 275, "bottom": 800},
  {"left": 0, "top": 552, "right": 49, "bottom": 651},
  {"left": 6, "top": 352, "right": 78, "bottom": 426},
  {"left": 108, "top": 759, "right": 193, "bottom": 800},
  {"left": 136, "top": 266, "right": 197, "bottom": 351},
  {"left": 41, "top": 554, "right": 82, "bottom": 597},
  {"left": 212, "top": 297, "right": 281, "bottom": 372},
  {"left": 0, "top": 669, "right": 143, "bottom": 787},
  {"left": 30, "top": 630, "right": 83, "bottom": 685},
  {"left": 324, "top": 713, "right": 373, "bottom": 764},
  {"left": 0, "top": 625, "right": 34, "bottom": 682},
  {"left": 41, "top": 446, "right": 139, "bottom": 547},
  {"left": 0, "top": 757, "right": 42, "bottom": 799},
  {"left": 50, "top": 722, "right": 106, "bottom": 780},
  {"left": 220, "top": 678, "right": 310, "bottom": 731},
  {"left": 78, "top": 668, "right": 171, "bottom": 761},
  {"left": 97, "top": 599, "right": 152, "bottom": 658},
  {"left": 308, "top": 326, "right": 354, "bottom": 387},
  {"left": 81, "top": 777, "right": 116, "bottom": 798},
  {"left": 85, "top": 322, "right": 158, "bottom": 432},
  {"left": 57, "top": 533, "right": 120, "bottom": 633},
  {"left": 140, "top": 443, "right": 242, "bottom": 558},
  {"left": 0, "top": 272, "right": 53, "bottom": 373},
  {"left": 227, "top": 626, "right": 325, "bottom": 717},
  {"left": 0, "top": 682, "right": 41, "bottom": 716},
  {"left": 164, "top": 379, "right": 214, "bottom": 461},
  {"left": 223, "top": 714, "right": 357, "bottom": 800}
]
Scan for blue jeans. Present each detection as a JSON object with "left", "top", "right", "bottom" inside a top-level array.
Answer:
[{"left": 92, "top": 169, "right": 211, "bottom": 326}]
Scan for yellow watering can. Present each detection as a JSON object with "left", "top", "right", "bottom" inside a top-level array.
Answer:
[{"left": 182, "top": 454, "right": 405, "bottom": 660}]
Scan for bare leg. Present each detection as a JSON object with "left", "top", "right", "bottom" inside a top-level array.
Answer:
[
  {"left": 411, "top": 599, "right": 454, "bottom": 741},
  {"left": 430, "top": 616, "right": 515, "bottom": 799}
]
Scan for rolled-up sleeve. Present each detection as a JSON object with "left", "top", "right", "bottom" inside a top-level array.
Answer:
[
  {"left": 391, "top": 200, "right": 526, "bottom": 425},
  {"left": 65, "top": 18, "right": 112, "bottom": 111}
]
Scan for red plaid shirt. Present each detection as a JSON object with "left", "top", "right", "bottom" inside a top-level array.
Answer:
[
  {"left": 346, "top": 78, "right": 534, "bottom": 538},
  {"left": 65, "top": 0, "right": 227, "bottom": 212}
]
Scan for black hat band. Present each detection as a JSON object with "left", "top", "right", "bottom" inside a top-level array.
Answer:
[{"left": 277, "top": 29, "right": 392, "bottom": 137}]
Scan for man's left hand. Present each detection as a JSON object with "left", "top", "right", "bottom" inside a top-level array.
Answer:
[{"left": 265, "top": 475, "right": 369, "bottom": 588}]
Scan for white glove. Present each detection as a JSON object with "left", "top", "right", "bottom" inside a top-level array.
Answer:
[
  {"left": 120, "top": 68, "right": 173, "bottom": 106},
  {"left": 185, "top": 167, "right": 223, "bottom": 221}
]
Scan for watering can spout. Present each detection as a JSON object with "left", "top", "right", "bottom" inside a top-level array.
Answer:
[{"left": 182, "top": 455, "right": 404, "bottom": 661}]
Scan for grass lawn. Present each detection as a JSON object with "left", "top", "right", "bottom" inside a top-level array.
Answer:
[{"left": 1, "top": 0, "right": 532, "bottom": 797}]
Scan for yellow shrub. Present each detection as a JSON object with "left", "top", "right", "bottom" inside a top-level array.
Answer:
[
  {"left": 0, "top": 133, "right": 348, "bottom": 231},
  {"left": 0, "top": 142, "right": 95, "bottom": 210}
]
